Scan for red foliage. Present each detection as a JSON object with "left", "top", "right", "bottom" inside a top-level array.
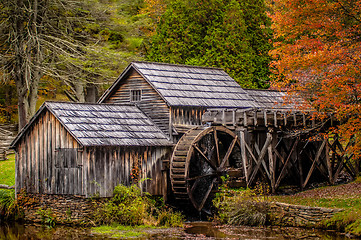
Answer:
[{"left": 270, "top": 0, "right": 361, "bottom": 157}]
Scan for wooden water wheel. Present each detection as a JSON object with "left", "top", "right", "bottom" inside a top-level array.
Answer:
[{"left": 170, "top": 126, "right": 243, "bottom": 212}]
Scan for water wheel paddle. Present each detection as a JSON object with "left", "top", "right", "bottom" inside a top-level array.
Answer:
[{"left": 170, "top": 126, "right": 242, "bottom": 212}]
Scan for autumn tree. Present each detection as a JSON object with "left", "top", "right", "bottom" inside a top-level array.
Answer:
[
  {"left": 270, "top": 0, "right": 361, "bottom": 156},
  {"left": 0, "top": 0, "right": 144, "bottom": 128},
  {"left": 145, "top": 0, "right": 273, "bottom": 88},
  {"left": 0, "top": 0, "right": 89, "bottom": 129}
]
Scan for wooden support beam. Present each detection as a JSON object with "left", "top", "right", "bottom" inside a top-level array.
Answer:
[
  {"left": 303, "top": 138, "right": 327, "bottom": 188},
  {"left": 268, "top": 128, "right": 276, "bottom": 193},
  {"left": 232, "top": 110, "right": 236, "bottom": 126},
  {"left": 303, "top": 114, "right": 306, "bottom": 127},
  {"left": 325, "top": 140, "right": 333, "bottom": 183},
  {"left": 244, "top": 112, "right": 248, "bottom": 127},
  {"left": 284, "top": 113, "right": 287, "bottom": 126},
  {"left": 275, "top": 138, "right": 299, "bottom": 189},
  {"left": 274, "top": 111, "right": 278, "bottom": 128},
  {"left": 264, "top": 111, "right": 268, "bottom": 126},
  {"left": 222, "top": 109, "right": 226, "bottom": 126},
  {"left": 240, "top": 129, "right": 248, "bottom": 183},
  {"left": 254, "top": 141, "right": 271, "bottom": 180},
  {"left": 248, "top": 132, "right": 273, "bottom": 186},
  {"left": 293, "top": 113, "right": 297, "bottom": 126},
  {"left": 297, "top": 144, "right": 304, "bottom": 190},
  {"left": 253, "top": 111, "right": 258, "bottom": 126}
]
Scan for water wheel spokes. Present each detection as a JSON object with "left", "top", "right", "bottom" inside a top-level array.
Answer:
[{"left": 170, "top": 126, "right": 242, "bottom": 212}]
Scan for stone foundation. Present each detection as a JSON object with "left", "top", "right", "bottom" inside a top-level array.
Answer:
[
  {"left": 21, "top": 193, "right": 105, "bottom": 225},
  {"left": 270, "top": 202, "right": 343, "bottom": 227}
]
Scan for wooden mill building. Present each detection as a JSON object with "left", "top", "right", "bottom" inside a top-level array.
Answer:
[
  {"left": 11, "top": 102, "right": 173, "bottom": 197},
  {"left": 11, "top": 61, "right": 358, "bottom": 212}
]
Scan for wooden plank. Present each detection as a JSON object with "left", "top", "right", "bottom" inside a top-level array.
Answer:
[
  {"left": 51, "top": 115, "right": 56, "bottom": 194},
  {"left": 42, "top": 113, "right": 47, "bottom": 194},
  {"left": 34, "top": 120, "right": 39, "bottom": 193},
  {"left": 46, "top": 112, "right": 51, "bottom": 194}
]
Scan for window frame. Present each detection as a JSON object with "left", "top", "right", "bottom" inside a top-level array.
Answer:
[{"left": 130, "top": 89, "right": 142, "bottom": 102}]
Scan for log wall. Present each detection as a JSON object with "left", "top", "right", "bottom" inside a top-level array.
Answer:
[{"left": 104, "top": 70, "right": 171, "bottom": 136}]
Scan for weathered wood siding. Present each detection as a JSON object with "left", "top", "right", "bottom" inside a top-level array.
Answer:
[
  {"left": 15, "top": 111, "right": 83, "bottom": 195},
  {"left": 104, "top": 69, "right": 171, "bottom": 136},
  {"left": 171, "top": 107, "right": 205, "bottom": 126},
  {"left": 84, "top": 146, "right": 171, "bottom": 197}
]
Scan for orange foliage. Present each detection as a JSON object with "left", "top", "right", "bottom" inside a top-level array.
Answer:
[
  {"left": 139, "top": 0, "right": 168, "bottom": 36},
  {"left": 270, "top": 0, "right": 361, "bottom": 157}
]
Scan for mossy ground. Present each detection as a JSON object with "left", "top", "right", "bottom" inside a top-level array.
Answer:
[{"left": 92, "top": 224, "right": 167, "bottom": 238}]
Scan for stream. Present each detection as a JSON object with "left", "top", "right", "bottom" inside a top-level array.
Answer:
[{"left": 0, "top": 222, "right": 349, "bottom": 239}]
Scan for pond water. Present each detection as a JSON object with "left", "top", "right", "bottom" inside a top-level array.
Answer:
[{"left": 0, "top": 222, "right": 349, "bottom": 240}]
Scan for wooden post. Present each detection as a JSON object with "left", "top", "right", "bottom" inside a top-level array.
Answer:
[
  {"left": 264, "top": 111, "right": 268, "bottom": 127},
  {"left": 325, "top": 138, "right": 333, "bottom": 183},
  {"left": 232, "top": 109, "right": 236, "bottom": 127},
  {"left": 253, "top": 111, "right": 258, "bottom": 126},
  {"left": 244, "top": 112, "right": 248, "bottom": 127},
  {"left": 268, "top": 127, "right": 276, "bottom": 193},
  {"left": 240, "top": 128, "right": 248, "bottom": 183},
  {"left": 297, "top": 140, "right": 304, "bottom": 190},
  {"left": 274, "top": 111, "right": 278, "bottom": 127},
  {"left": 222, "top": 109, "right": 226, "bottom": 126}
]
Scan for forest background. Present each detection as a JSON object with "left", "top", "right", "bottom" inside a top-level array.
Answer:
[{"left": 0, "top": 0, "right": 360, "bottom": 157}]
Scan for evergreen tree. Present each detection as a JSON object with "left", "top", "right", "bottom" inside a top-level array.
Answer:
[{"left": 145, "top": 0, "right": 272, "bottom": 88}]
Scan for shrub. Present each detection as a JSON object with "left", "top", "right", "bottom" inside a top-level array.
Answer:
[
  {"left": 213, "top": 184, "right": 270, "bottom": 226},
  {"left": 0, "top": 190, "right": 21, "bottom": 220},
  {"left": 93, "top": 184, "right": 153, "bottom": 225},
  {"left": 93, "top": 184, "right": 184, "bottom": 227},
  {"left": 157, "top": 207, "right": 185, "bottom": 227}
]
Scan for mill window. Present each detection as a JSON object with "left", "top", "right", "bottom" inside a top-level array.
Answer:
[{"left": 130, "top": 90, "right": 142, "bottom": 102}]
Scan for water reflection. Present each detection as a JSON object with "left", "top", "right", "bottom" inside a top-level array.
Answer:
[{"left": 0, "top": 222, "right": 348, "bottom": 239}]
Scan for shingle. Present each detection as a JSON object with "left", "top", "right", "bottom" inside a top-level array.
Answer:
[{"left": 244, "top": 89, "right": 300, "bottom": 110}]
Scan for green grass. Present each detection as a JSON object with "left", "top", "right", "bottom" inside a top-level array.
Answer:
[
  {"left": 272, "top": 195, "right": 361, "bottom": 211},
  {"left": 0, "top": 153, "right": 15, "bottom": 186},
  {"left": 92, "top": 224, "right": 152, "bottom": 238}
]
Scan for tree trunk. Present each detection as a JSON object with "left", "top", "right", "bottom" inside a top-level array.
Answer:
[
  {"left": 85, "top": 83, "right": 98, "bottom": 103},
  {"left": 74, "top": 80, "right": 85, "bottom": 102}
]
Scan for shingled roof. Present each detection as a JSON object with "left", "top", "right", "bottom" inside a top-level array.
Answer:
[
  {"left": 98, "top": 61, "right": 258, "bottom": 108},
  {"left": 11, "top": 102, "right": 173, "bottom": 147},
  {"left": 244, "top": 89, "right": 303, "bottom": 111}
]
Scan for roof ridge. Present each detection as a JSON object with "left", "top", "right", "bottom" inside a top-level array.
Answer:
[
  {"left": 243, "top": 88, "right": 286, "bottom": 92},
  {"left": 45, "top": 101, "right": 138, "bottom": 107},
  {"left": 132, "top": 61, "right": 225, "bottom": 71}
]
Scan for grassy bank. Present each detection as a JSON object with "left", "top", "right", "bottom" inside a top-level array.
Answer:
[
  {"left": 213, "top": 179, "right": 361, "bottom": 237},
  {"left": 0, "top": 153, "right": 15, "bottom": 186},
  {"left": 271, "top": 178, "right": 361, "bottom": 236},
  {"left": 0, "top": 154, "right": 18, "bottom": 220}
]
